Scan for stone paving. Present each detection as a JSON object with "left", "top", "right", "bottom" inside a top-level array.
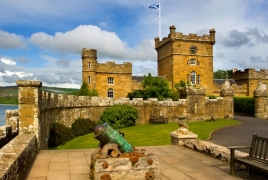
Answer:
[{"left": 27, "top": 145, "right": 243, "bottom": 180}]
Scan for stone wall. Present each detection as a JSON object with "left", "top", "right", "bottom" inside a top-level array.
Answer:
[
  {"left": 232, "top": 68, "right": 268, "bottom": 96},
  {"left": 16, "top": 79, "right": 234, "bottom": 149},
  {"left": 0, "top": 134, "right": 37, "bottom": 180},
  {"left": 0, "top": 125, "right": 18, "bottom": 149},
  {"left": 0, "top": 109, "right": 19, "bottom": 148},
  {"left": 213, "top": 83, "right": 247, "bottom": 97}
]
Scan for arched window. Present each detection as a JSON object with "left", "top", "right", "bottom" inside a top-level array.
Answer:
[
  {"left": 88, "top": 76, "right": 91, "bottom": 84},
  {"left": 198, "top": 75, "right": 200, "bottom": 85},
  {"left": 107, "top": 88, "right": 114, "bottom": 98},
  {"left": 190, "top": 71, "right": 196, "bottom": 85}
]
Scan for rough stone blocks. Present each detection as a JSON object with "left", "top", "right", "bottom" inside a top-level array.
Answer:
[{"left": 90, "top": 153, "right": 160, "bottom": 180}]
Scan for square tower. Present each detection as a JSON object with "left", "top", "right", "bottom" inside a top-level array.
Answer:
[
  {"left": 155, "top": 25, "right": 216, "bottom": 95},
  {"left": 81, "top": 48, "right": 132, "bottom": 99}
]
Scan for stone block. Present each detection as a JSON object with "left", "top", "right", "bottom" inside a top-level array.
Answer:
[
  {"left": 170, "top": 128, "right": 198, "bottom": 146},
  {"left": 90, "top": 152, "right": 160, "bottom": 180}
]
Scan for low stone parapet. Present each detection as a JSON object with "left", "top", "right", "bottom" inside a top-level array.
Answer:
[
  {"left": 0, "top": 134, "right": 37, "bottom": 180},
  {"left": 183, "top": 139, "right": 248, "bottom": 163}
]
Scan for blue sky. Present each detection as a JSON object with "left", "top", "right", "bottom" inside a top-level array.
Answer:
[{"left": 1, "top": 0, "right": 268, "bottom": 88}]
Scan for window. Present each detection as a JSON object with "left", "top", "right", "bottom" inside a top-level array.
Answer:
[
  {"left": 190, "top": 71, "right": 196, "bottom": 85},
  {"left": 107, "top": 88, "right": 114, "bottom": 98},
  {"left": 197, "top": 75, "right": 200, "bottom": 85},
  {"left": 189, "top": 58, "right": 196, "bottom": 65},
  {"left": 263, "top": 83, "right": 267, "bottom": 90},
  {"left": 108, "top": 77, "right": 114, "bottom": 85},
  {"left": 187, "top": 58, "right": 200, "bottom": 65},
  {"left": 88, "top": 76, "right": 91, "bottom": 84},
  {"left": 88, "top": 62, "right": 91, "bottom": 69}
]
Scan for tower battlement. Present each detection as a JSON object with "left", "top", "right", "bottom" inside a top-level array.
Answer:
[
  {"left": 155, "top": 25, "right": 216, "bottom": 49},
  {"left": 81, "top": 48, "right": 97, "bottom": 59},
  {"left": 97, "top": 61, "right": 132, "bottom": 73}
]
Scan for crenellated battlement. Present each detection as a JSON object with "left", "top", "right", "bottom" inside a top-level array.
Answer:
[
  {"left": 81, "top": 48, "right": 97, "bottom": 58},
  {"left": 96, "top": 61, "right": 132, "bottom": 73},
  {"left": 155, "top": 25, "right": 216, "bottom": 49},
  {"left": 41, "top": 91, "right": 186, "bottom": 110}
]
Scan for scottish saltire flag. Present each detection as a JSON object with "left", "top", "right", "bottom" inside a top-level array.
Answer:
[{"left": 148, "top": 3, "right": 159, "bottom": 9}]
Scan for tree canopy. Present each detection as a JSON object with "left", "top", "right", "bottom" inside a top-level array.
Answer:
[
  {"left": 127, "top": 73, "right": 179, "bottom": 100},
  {"left": 213, "top": 70, "right": 233, "bottom": 79},
  {"left": 73, "top": 80, "right": 98, "bottom": 96}
]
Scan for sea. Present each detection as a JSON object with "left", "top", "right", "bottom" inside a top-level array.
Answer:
[{"left": 0, "top": 104, "right": 18, "bottom": 126}]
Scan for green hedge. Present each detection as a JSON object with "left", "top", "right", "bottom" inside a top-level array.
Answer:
[
  {"left": 71, "top": 118, "right": 97, "bottom": 137},
  {"left": 99, "top": 104, "right": 139, "bottom": 129},
  {"left": 234, "top": 96, "right": 254, "bottom": 115},
  {"left": 48, "top": 123, "right": 75, "bottom": 147}
]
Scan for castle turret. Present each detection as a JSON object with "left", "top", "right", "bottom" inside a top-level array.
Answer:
[
  {"left": 82, "top": 48, "right": 97, "bottom": 89},
  {"left": 209, "top": 29, "right": 216, "bottom": 45}
]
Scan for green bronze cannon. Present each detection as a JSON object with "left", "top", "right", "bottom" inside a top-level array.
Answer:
[{"left": 94, "top": 123, "right": 133, "bottom": 154}]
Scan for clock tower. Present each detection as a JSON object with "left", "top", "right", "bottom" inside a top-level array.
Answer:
[{"left": 155, "top": 25, "right": 216, "bottom": 95}]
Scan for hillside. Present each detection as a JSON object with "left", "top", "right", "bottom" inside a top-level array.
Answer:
[{"left": 0, "top": 86, "right": 79, "bottom": 97}]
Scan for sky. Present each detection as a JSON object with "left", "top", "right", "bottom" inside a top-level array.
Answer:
[{"left": 1, "top": 0, "right": 268, "bottom": 88}]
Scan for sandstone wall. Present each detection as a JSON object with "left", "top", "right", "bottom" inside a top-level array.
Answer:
[
  {"left": 0, "top": 135, "right": 37, "bottom": 180},
  {"left": 16, "top": 80, "right": 234, "bottom": 149},
  {"left": 213, "top": 84, "right": 247, "bottom": 97}
]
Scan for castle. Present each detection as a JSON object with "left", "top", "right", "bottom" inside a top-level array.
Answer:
[{"left": 82, "top": 25, "right": 267, "bottom": 98}]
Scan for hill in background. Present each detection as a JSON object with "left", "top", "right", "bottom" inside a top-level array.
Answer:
[{"left": 0, "top": 86, "right": 79, "bottom": 104}]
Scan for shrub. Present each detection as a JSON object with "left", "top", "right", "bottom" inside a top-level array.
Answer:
[
  {"left": 48, "top": 123, "right": 75, "bottom": 147},
  {"left": 99, "top": 104, "right": 139, "bottom": 129},
  {"left": 74, "top": 80, "right": 98, "bottom": 96},
  {"left": 234, "top": 96, "right": 254, "bottom": 115},
  {"left": 71, "top": 118, "right": 97, "bottom": 137}
]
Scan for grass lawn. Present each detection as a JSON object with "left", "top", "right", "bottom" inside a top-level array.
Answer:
[{"left": 53, "top": 119, "right": 240, "bottom": 150}]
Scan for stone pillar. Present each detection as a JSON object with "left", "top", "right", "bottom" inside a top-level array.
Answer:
[
  {"left": 16, "top": 80, "right": 42, "bottom": 149},
  {"left": 253, "top": 79, "right": 267, "bottom": 119},
  {"left": 179, "top": 86, "right": 206, "bottom": 120},
  {"left": 220, "top": 77, "right": 234, "bottom": 119}
]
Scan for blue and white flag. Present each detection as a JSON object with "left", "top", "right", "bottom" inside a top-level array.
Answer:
[{"left": 148, "top": 3, "right": 160, "bottom": 9}]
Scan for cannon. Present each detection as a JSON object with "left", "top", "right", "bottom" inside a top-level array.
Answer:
[{"left": 94, "top": 123, "right": 133, "bottom": 156}]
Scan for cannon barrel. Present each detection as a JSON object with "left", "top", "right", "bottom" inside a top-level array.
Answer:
[{"left": 94, "top": 123, "right": 133, "bottom": 153}]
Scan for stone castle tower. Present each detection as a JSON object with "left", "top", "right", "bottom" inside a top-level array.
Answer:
[
  {"left": 81, "top": 48, "right": 133, "bottom": 99},
  {"left": 155, "top": 25, "right": 216, "bottom": 95}
]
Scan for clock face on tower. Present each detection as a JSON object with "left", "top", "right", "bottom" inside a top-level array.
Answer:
[{"left": 190, "top": 45, "right": 197, "bottom": 54}]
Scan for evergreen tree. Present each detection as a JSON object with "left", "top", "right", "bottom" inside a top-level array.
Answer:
[{"left": 76, "top": 81, "right": 98, "bottom": 96}]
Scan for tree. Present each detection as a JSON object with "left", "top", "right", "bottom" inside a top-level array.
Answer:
[
  {"left": 213, "top": 70, "right": 233, "bottom": 79},
  {"left": 75, "top": 80, "right": 98, "bottom": 96},
  {"left": 127, "top": 73, "right": 177, "bottom": 100}
]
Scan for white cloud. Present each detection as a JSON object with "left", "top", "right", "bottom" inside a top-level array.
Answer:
[
  {"left": 28, "top": 25, "right": 156, "bottom": 61},
  {"left": 0, "top": 58, "right": 16, "bottom": 65}
]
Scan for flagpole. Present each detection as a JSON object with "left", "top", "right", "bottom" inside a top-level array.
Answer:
[{"left": 158, "top": 3, "right": 161, "bottom": 40}]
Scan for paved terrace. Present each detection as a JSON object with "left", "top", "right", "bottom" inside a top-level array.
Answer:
[{"left": 27, "top": 145, "right": 243, "bottom": 180}]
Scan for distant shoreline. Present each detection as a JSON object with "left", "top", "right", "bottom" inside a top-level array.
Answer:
[{"left": 0, "top": 104, "right": 18, "bottom": 106}]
